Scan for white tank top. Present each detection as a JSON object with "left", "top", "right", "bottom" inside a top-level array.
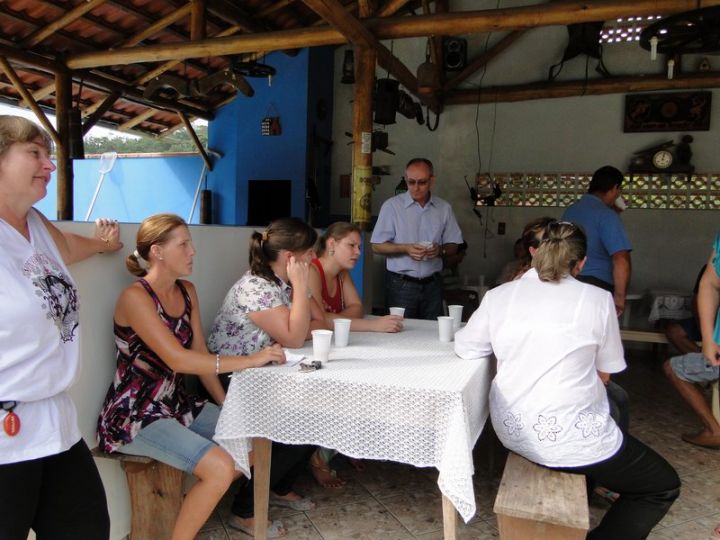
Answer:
[{"left": 0, "top": 209, "right": 82, "bottom": 463}]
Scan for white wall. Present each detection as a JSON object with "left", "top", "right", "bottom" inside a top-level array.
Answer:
[
  {"left": 56, "top": 221, "right": 254, "bottom": 540},
  {"left": 330, "top": 4, "right": 720, "bottom": 308}
]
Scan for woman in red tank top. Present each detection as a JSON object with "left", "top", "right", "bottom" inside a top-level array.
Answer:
[{"left": 309, "top": 222, "right": 403, "bottom": 333}]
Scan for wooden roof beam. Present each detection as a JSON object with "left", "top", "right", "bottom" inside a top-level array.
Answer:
[
  {"left": 177, "top": 111, "right": 212, "bottom": 170},
  {"left": 302, "top": 0, "right": 437, "bottom": 111},
  {"left": 257, "top": 1, "right": 298, "bottom": 18},
  {"left": 119, "top": 109, "right": 156, "bottom": 131},
  {"left": 82, "top": 92, "right": 120, "bottom": 135},
  {"left": 67, "top": 0, "right": 720, "bottom": 70},
  {"left": 375, "top": 0, "right": 412, "bottom": 17},
  {"left": 191, "top": 0, "right": 207, "bottom": 40},
  {"left": 302, "top": 0, "right": 378, "bottom": 46},
  {"left": 123, "top": 5, "right": 192, "bottom": 48},
  {"left": 206, "top": 0, "right": 264, "bottom": 33},
  {"left": 21, "top": 0, "right": 109, "bottom": 47},
  {"left": 23, "top": 7, "right": 193, "bottom": 108},
  {"left": 444, "top": 30, "right": 526, "bottom": 92},
  {"left": 445, "top": 72, "right": 720, "bottom": 105},
  {"left": 0, "top": 57, "right": 60, "bottom": 145}
]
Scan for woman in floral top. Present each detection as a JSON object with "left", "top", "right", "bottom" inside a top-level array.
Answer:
[
  {"left": 97, "top": 214, "right": 285, "bottom": 540},
  {"left": 208, "top": 217, "right": 321, "bottom": 535}
]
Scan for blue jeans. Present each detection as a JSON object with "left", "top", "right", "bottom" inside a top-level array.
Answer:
[
  {"left": 385, "top": 270, "right": 443, "bottom": 320},
  {"left": 552, "top": 434, "right": 680, "bottom": 540},
  {"left": 118, "top": 403, "right": 219, "bottom": 474}
]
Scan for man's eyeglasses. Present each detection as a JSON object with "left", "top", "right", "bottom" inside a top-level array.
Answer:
[{"left": 406, "top": 178, "right": 431, "bottom": 187}]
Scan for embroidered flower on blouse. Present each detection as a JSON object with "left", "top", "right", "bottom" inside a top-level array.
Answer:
[
  {"left": 575, "top": 411, "right": 603, "bottom": 438},
  {"left": 533, "top": 414, "right": 562, "bottom": 442},
  {"left": 503, "top": 411, "right": 524, "bottom": 436}
]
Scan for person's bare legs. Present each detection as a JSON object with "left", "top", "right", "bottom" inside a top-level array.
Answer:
[
  {"left": 663, "top": 359, "right": 720, "bottom": 446},
  {"left": 663, "top": 321, "right": 701, "bottom": 355},
  {"left": 171, "top": 447, "right": 240, "bottom": 540}
]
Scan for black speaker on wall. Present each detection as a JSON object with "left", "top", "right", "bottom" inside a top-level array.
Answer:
[{"left": 443, "top": 37, "right": 467, "bottom": 71}]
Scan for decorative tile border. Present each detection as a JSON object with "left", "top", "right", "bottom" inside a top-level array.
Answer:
[{"left": 477, "top": 173, "right": 720, "bottom": 210}]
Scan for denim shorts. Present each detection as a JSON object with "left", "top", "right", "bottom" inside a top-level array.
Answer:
[
  {"left": 117, "top": 403, "right": 220, "bottom": 474},
  {"left": 670, "top": 352, "right": 720, "bottom": 384}
]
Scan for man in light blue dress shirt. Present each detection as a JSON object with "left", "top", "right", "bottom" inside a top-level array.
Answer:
[{"left": 371, "top": 158, "right": 464, "bottom": 319}]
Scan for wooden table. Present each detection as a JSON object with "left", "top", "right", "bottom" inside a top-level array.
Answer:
[{"left": 215, "top": 319, "right": 493, "bottom": 539}]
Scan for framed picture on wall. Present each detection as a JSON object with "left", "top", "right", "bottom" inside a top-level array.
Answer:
[{"left": 624, "top": 91, "right": 711, "bottom": 132}]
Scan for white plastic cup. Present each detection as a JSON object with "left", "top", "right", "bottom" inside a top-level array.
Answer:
[
  {"left": 333, "top": 319, "right": 351, "bottom": 347},
  {"left": 447, "top": 304, "right": 463, "bottom": 330},
  {"left": 437, "top": 316, "right": 454, "bottom": 342},
  {"left": 389, "top": 307, "right": 405, "bottom": 318},
  {"left": 311, "top": 329, "right": 333, "bottom": 363},
  {"left": 615, "top": 196, "right": 628, "bottom": 211}
]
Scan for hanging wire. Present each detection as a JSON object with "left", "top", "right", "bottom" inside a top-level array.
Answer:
[{"left": 474, "top": 0, "right": 502, "bottom": 173}]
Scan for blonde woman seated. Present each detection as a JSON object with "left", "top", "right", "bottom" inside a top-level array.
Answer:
[
  {"left": 309, "top": 222, "right": 403, "bottom": 333},
  {"left": 97, "top": 214, "right": 285, "bottom": 540},
  {"left": 455, "top": 222, "right": 679, "bottom": 540}
]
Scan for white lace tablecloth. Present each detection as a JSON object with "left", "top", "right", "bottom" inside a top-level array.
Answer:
[
  {"left": 214, "top": 319, "right": 492, "bottom": 523},
  {"left": 648, "top": 290, "right": 693, "bottom": 323}
]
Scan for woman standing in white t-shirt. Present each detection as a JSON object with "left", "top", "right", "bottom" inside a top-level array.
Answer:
[
  {"left": 455, "top": 221, "right": 680, "bottom": 539},
  {"left": 0, "top": 116, "right": 122, "bottom": 539}
]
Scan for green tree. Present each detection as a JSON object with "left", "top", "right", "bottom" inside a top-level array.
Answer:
[{"left": 83, "top": 125, "right": 208, "bottom": 154}]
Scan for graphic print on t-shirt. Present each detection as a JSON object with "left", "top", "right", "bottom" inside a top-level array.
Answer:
[{"left": 23, "top": 253, "right": 79, "bottom": 342}]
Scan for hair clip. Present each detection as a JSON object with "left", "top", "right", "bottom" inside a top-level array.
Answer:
[{"left": 261, "top": 231, "right": 269, "bottom": 242}]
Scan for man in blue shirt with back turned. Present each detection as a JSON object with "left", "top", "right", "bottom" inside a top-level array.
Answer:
[
  {"left": 562, "top": 165, "right": 632, "bottom": 316},
  {"left": 371, "top": 158, "right": 464, "bottom": 320}
]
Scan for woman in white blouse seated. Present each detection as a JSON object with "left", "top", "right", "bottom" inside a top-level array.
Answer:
[{"left": 455, "top": 221, "right": 679, "bottom": 539}]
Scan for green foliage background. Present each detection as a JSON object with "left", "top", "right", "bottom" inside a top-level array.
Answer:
[{"left": 84, "top": 124, "right": 208, "bottom": 154}]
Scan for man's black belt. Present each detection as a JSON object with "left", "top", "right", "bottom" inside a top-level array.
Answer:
[{"left": 389, "top": 271, "right": 439, "bottom": 285}]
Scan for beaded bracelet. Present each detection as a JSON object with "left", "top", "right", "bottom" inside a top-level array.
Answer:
[{"left": 215, "top": 353, "right": 220, "bottom": 375}]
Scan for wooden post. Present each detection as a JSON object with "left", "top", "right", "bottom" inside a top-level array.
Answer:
[
  {"left": 55, "top": 70, "right": 74, "bottom": 221},
  {"left": 351, "top": 45, "right": 375, "bottom": 231},
  {"left": 253, "top": 438, "right": 272, "bottom": 540},
  {"left": 442, "top": 494, "right": 457, "bottom": 540}
]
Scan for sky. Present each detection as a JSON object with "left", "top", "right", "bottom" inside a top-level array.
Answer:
[{"left": 0, "top": 102, "right": 139, "bottom": 139}]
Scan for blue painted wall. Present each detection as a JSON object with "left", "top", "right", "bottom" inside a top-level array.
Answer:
[
  {"left": 36, "top": 154, "right": 207, "bottom": 223},
  {"left": 207, "top": 50, "right": 310, "bottom": 225}
]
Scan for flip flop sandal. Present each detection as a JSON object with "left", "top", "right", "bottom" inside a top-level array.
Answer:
[
  {"left": 269, "top": 493, "right": 316, "bottom": 511},
  {"left": 227, "top": 515, "right": 286, "bottom": 538}
]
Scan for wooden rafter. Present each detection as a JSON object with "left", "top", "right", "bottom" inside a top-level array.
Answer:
[
  {"left": 24, "top": 6, "right": 193, "bottom": 109},
  {"left": 445, "top": 73, "right": 720, "bottom": 105},
  {"left": 375, "top": 0, "right": 412, "bottom": 17},
  {"left": 444, "top": 30, "right": 526, "bottom": 92},
  {"left": 82, "top": 92, "right": 120, "bottom": 134},
  {"left": 177, "top": 111, "right": 212, "bottom": 170},
  {"left": 119, "top": 109, "right": 156, "bottom": 131},
  {"left": 257, "top": 1, "right": 298, "bottom": 18},
  {"left": 0, "top": 57, "right": 60, "bottom": 145},
  {"left": 67, "top": 0, "right": 720, "bottom": 70},
  {"left": 123, "top": 5, "right": 192, "bottom": 48},
  {"left": 191, "top": 0, "right": 207, "bottom": 40},
  {"left": 21, "top": 0, "right": 108, "bottom": 47},
  {"left": 302, "top": 0, "right": 438, "bottom": 111}
]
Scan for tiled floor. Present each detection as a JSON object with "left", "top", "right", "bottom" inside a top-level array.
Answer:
[{"left": 198, "top": 349, "right": 720, "bottom": 540}]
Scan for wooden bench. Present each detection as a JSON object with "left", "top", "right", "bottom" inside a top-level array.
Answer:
[
  {"left": 91, "top": 448, "right": 184, "bottom": 540},
  {"left": 494, "top": 452, "right": 589, "bottom": 540}
]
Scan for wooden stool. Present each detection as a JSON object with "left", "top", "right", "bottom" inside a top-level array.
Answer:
[
  {"left": 494, "top": 452, "right": 589, "bottom": 540},
  {"left": 92, "top": 448, "right": 183, "bottom": 540}
]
